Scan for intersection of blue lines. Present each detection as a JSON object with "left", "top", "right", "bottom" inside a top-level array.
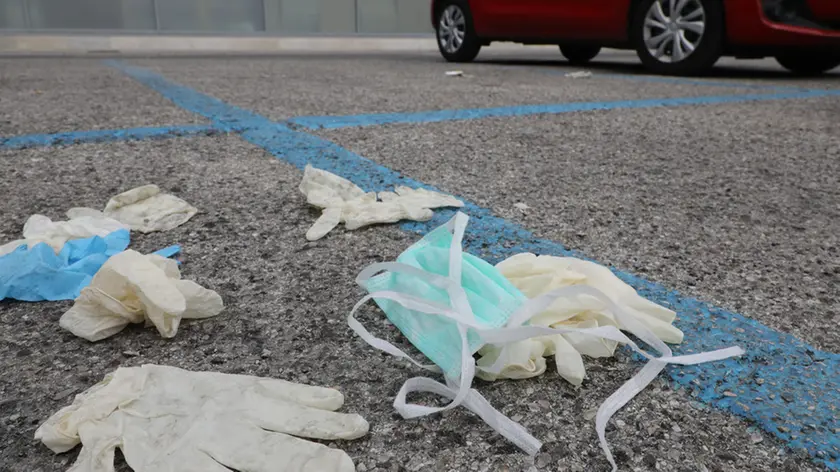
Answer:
[{"left": 3, "top": 61, "right": 839, "bottom": 469}]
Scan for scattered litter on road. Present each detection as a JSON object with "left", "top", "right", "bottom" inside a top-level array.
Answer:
[
  {"left": 300, "top": 165, "right": 463, "bottom": 241},
  {"left": 565, "top": 71, "right": 593, "bottom": 78},
  {"left": 476, "top": 253, "right": 684, "bottom": 385},
  {"left": 36, "top": 364, "right": 369, "bottom": 472},
  {"left": 70, "top": 184, "right": 198, "bottom": 233},
  {"left": 0, "top": 213, "right": 128, "bottom": 257},
  {"left": 0, "top": 230, "right": 130, "bottom": 302},
  {"left": 348, "top": 211, "right": 745, "bottom": 471},
  {"left": 0, "top": 210, "right": 182, "bottom": 301},
  {"left": 445, "top": 70, "right": 464, "bottom": 77},
  {"left": 59, "top": 249, "right": 223, "bottom": 341}
]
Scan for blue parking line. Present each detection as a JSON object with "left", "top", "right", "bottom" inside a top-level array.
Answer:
[
  {"left": 0, "top": 124, "right": 223, "bottom": 150},
  {"left": 288, "top": 88, "right": 840, "bottom": 130},
  {"left": 107, "top": 60, "right": 839, "bottom": 470}
]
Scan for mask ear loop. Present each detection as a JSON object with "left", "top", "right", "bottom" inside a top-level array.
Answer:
[
  {"left": 349, "top": 211, "right": 544, "bottom": 455},
  {"left": 478, "top": 285, "right": 744, "bottom": 472},
  {"left": 348, "top": 290, "right": 541, "bottom": 450}
]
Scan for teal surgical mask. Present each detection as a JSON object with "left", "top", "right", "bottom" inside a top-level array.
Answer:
[{"left": 349, "top": 211, "right": 744, "bottom": 470}]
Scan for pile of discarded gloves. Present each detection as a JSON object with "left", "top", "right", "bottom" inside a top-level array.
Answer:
[
  {"left": 21, "top": 168, "right": 744, "bottom": 472},
  {"left": 0, "top": 184, "right": 222, "bottom": 343}
]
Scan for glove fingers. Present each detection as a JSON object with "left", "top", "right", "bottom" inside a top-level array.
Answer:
[
  {"left": 173, "top": 279, "right": 224, "bottom": 320},
  {"left": 202, "top": 424, "right": 356, "bottom": 472},
  {"left": 254, "top": 378, "right": 348, "bottom": 411},
  {"left": 244, "top": 392, "right": 369, "bottom": 440},
  {"left": 306, "top": 207, "right": 342, "bottom": 241}
]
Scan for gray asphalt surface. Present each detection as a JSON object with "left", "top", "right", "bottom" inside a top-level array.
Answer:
[
  {"left": 129, "top": 54, "right": 783, "bottom": 120},
  {"left": 1, "top": 49, "right": 838, "bottom": 472},
  {"left": 0, "top": 59, "right": 206, "bottom": 136}
]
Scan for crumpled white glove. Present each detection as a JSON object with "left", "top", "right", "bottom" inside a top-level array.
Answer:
[
  {"left": 300, "top": 165, "right": 464, "bottom": 241},
  {"left": 35, "top": 364, "right": 370, "bottom": 472},
  {"left": 0, "top": 213, "right": 128, "bottom": 257},
  {"left": 476, "top": 253, "right": 684, "bottom": 386},
  {"left": 69, "top": 184, "right": 198, "bottom": 233},
  {"left": 59, "top": 249, "right": 223, "bottom": 342}
]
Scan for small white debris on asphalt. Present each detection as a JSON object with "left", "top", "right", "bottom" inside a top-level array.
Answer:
[{"left": 565, "top": 71, "right": 593, "bottom": 78}]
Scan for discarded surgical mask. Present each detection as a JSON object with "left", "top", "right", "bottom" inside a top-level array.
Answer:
[
  {"left": 60, "top": 249, "right": 223, "bottom": 341},
  {"left": 300, "top": 164, "right": 464, "bottom": 241},
  {"left": 348, "top": 211, "right": 745, "bottom": 470},
  {"left": 36, "top": 364, "right": 369, "bottom": 472},
  {"left": 0, "top": 230, "right": 130, "bottom": 302},
  {"left": 476, "top": 253, "right": 685, "bottom": 385},
  {"left": 69, "top": 184, "right": 198, "bottom": 233},
  {"left": 0, "top": 213, "right": 128, "bottom": 257}
]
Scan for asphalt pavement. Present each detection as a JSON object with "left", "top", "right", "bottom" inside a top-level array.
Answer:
[{"left": 0, "top": 49, "right": 838, "bottom": 472}]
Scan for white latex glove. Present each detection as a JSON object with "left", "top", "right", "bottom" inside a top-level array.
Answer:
[
  {"left": 476, "top": 253, "right": 684, "bottom": 384},
  {"left": 497, "top": 253, "right": 683, "bottom": 343},
  {"left": 59, "top": 249, "right": 223, "bottom": 342},
  {"left": 476, "top": 339, "right": 548, "bottom": 381},
  {"left": 300, "top": 165, "right": 464, "bottom": 241},
  {"left": 70, "top": 184, "right": 198, "bottom": 233},
  {"left": 0, "top": 213, "right": 128, "bottom": 257},
  {"left": 35, "top": 364, "right": 370, "bottom": 472}
]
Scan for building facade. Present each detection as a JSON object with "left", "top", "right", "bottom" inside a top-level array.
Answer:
[{"left": 0, "top": 0, "right": 433, "bottom": 34}]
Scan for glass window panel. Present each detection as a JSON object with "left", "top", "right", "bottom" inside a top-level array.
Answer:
[
  {"left": 27, "top": 0, "right": 155, "bottom": 30},
  {"left": 357, "top": 0, "right": 398, "bottom": 33},
  {"left": 0, "top": 0, "right": 26, "bottom": 29},
  {"left": 157, "top": 0, "right": 265, "bottom": 32},
  {"left": 396, "top": 0, "right": 432, "bottom": 33},
  {"left": 264, "top": 0, "right": 355, "bottom": 34}
]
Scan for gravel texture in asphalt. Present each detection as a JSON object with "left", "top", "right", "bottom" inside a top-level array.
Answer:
[
  {"left": 0, "top": 58, "right": 206, "bottom": 137},
  {"left": 1, "top": 52, "right": 837, "bottom": 472}
]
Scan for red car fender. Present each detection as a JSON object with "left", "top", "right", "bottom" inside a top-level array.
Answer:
[{"left": 725, "top": 0, "right": 840, "bottom": 45}]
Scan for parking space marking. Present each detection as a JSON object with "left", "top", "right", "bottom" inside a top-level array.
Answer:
[
  {"left": 288, "top": 88, "right": 840, "bottom": 130},
  {"left": 106, "top": 59, "right": 839, "bottom": 469},
  {"left": 0, "top": 124, "right": 223, "bottom": 150}
]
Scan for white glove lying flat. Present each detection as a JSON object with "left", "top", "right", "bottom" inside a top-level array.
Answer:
[
  {"left": 59, "top": 249, "right": 223, "bottom": 342},
  {"left": 476, "top": 253, "right": 684, "bottom": 386},
  {"left": 35, "top": 364, "right": 370, "bottom": 472},
  {"left": 300, "top": 165, "right": 464, "bottom": 241},
  {"left": 0, "top": 213, "right": 128, "bottom": 257},
  {"left": 69, "top": 184, "right": 198, "bottom": 233}
]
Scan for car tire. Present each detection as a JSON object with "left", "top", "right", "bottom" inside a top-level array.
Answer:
[
  {"left": 631, "top": 0, "right": 724, "bottom": 75},
  {"left": 775, "top": 53, "right": 840, "bottom": 76},
  {"left": 435, "top": 0, "right": 482, "bottom": 63},
  {"left": 559, "top": 45, "right": 602, "bottom": 65}
]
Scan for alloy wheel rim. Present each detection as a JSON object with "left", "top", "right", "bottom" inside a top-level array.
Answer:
[
  {"left": 643, "top": 0, "right": 706, "bottom": 63},
  {"left": 438, "top": 5, "right": 466, "bottom": 54}
]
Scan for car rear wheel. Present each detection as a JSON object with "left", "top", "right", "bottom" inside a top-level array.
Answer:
[
  {"left": 632, "top": 0, "right": 724, "bottom": 75},
  {"left": 435, "top": 0, "right": 482, "bottom": 63},
  {"left": 775, "top": 53, "right": 840, "bottom": 76},
  {"left": 559, "top": 45, "right": 602, "bottom": 65}
]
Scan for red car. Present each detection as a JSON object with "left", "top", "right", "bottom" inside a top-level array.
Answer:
[{"left": 431, "top": 0, "right": 840, "bottom": 76}]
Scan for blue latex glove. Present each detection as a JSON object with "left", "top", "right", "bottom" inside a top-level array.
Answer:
[{"left": 0, "top": 230, "right": 131, "bottom": 302}]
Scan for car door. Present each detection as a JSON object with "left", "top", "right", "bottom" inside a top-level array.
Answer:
[
  {"left": 472, "top": 0, "right": 630, "bottom": 41},
  {"left": 470, "top": 0, "right": 557, "bottom": 38}
]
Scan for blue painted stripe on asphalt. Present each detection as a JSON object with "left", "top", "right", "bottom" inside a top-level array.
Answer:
[
  {"left": 0, "top": 124, "right": 222, "bottom": 150},
  {"left": 288, "top": 88, "right": 840, "bottom": 130},
  {"left": 108, "top": 60, "right": 839, "bottom": 470}
]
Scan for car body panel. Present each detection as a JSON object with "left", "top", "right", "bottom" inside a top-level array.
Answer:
[
  {"left": 726, "top": 0, "right": 840, "bottom": 47},
  {"left": 430, "top": 0, "right": 840, "bottom": 50},
  {"left": 807, "top": 0, "right": 840, "bottom": 21}
]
